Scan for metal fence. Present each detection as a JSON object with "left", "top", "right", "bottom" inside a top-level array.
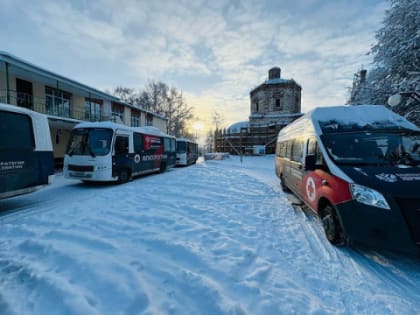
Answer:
[{"left": 0, "top": 89, "right": 109, "bottom": 122}]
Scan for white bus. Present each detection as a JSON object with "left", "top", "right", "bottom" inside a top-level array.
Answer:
[
  {"left": 176, "top": 138, "right": 198, "bottom": 166},
  {"left": 0, "top": 103, "right": 54, "bottom": 199},
  {"left": 63, "top": 122, "right": 176, "bottom": 183}
]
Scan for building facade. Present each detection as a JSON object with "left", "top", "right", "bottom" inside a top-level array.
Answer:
[
  {"left": 0, "top": 52, "right": 167, "bottom": 166},
  {"left": 215, "top": 67, "right": 302, "bottom": 154}
]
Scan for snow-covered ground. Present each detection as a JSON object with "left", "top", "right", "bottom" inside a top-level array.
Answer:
[{"left": 0, "top": 155, "right": 419, "bottom": 315}]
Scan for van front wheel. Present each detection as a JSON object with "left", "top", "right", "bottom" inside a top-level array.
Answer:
[
  {"left": 117, "top": 169, "right": 130, "bottom": 184},
  {"left": 321, "top": 204, "right": 346, "bottom": 246}
]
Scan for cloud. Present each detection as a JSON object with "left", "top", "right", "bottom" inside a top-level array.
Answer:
[{"left": 1, "top": 0, "right": 388, "bottom": 131}]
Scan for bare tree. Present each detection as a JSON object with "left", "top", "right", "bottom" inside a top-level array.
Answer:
[
  {"left": 205, "top": 130, "right": 214, "bottom": 152},
  {"left": 111, "top": 81, "right": 194, "bottom": 136},
  {"left": 212, "top": 111, "right": 224, "bottom": 131}
]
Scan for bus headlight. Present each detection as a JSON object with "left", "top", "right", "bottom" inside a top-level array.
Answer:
[{"left": 350, "top": 184, "right": 390, "bottom": 210}]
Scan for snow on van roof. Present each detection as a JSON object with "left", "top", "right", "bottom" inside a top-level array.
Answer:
[{"left": 309, "top": 105, "right": 419, "bottom": 133}]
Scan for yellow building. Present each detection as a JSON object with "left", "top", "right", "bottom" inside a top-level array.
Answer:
[{"left": 0, "top": 51, "right": 168, "bottom": 167}]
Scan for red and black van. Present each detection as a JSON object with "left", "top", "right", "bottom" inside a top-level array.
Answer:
[{"left": 275, "top": 105, "right": 420, "bottom": 254}]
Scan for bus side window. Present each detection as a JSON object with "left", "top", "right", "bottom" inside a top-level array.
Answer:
[
  {"left": 0, "top": 111, "right": 34, "bottom": 150},
  {"left": 134, "top": 133, "right": 142, "bottom": 153}
]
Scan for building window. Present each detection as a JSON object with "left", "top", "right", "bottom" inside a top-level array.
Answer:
[
  {"left": 275, "top": 99, "right": 281, "bottom": 109},
  {"left": 85, "top": 98, "right": 102, "bottom": 121},
  {"left": 131, "top": 110, "right": 140, "bottom": 127},
  {"left": 111, "top": 103, "right": 124, "bottom": 123},
  {"left": 45, "top": 86, "right": 72, "bottom": 117},
  {"left": 146, "top": 113, "right": 153, "bottom": 126},
  {"left": 255, "top": 101, "right": 259, "bottom": 112}
]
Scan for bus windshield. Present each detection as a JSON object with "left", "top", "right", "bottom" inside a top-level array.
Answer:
[
  {"left": 321, "top": 130, "right": 420, "bottom": 166},
  {"left": 67, "top": 128, "right": 113, "bottom": 157},
  {"left": 177, "top": 141, "right": 186, "bottom": 153}
]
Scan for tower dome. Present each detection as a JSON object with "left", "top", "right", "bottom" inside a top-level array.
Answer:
[{"left": 268, "top": 67, "right": 281, "bottom": 80}]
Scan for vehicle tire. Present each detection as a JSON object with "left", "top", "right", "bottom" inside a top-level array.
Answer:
[
  {"left": 117, "top": 169, "right": 130, "bottom": 184},
  {"left": 321, "top": 204, "right": 347, "bottom": 246},
  {"left": 280, "top": 175, "right": 291, "bottom": 192},
  {"left": 160, "top": 162, "right": 167, "bottom": 173}
]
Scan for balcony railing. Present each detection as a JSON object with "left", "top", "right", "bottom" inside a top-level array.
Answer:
[{"left": 0, "top": 89, "right": 110, "bottom": 122}]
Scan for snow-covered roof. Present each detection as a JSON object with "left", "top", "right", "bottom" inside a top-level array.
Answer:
[{"left": 74, "top": 121, "right": 173, "bottom": 137}]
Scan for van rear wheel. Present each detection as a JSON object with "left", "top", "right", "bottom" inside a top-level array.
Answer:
[{"left": 321, "top": 204, "right": 346, "bottom": 246}]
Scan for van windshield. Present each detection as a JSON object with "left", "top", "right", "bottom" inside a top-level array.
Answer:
[
  {"left": 321, "top": 130, "right": 420, "bottom": 166},
  {"left": 67, "top": 128, "right": 113, "bottom": 157}
]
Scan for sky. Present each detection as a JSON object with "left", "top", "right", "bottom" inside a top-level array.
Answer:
[{"left": 0, "top": 0, "right": 388, "bottom": 137}]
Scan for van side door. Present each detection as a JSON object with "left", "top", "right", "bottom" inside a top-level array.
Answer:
[{"left": 288, "top": 138, "right": 305, "bottom": 193}]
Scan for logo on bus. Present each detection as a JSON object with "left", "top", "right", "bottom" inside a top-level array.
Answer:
[
  {"left": 306, "top": 176, "right": 316, "bottom": 202},
  {"left": 134, "top": 154, "right": 141, "bottom": 164}
]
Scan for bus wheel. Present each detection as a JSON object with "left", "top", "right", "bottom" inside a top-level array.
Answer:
[
  {"left": 321, "top": 204, "right": 346, "bottom": 246},
  {"left": 160, "top": 162, "right": 167, "bottom": 173},
  {"left": 280, "top": 175, "right": 291, "bottom": 192},
  {"left": 118, "top": 169, "right": 130, "bottom": 184}
]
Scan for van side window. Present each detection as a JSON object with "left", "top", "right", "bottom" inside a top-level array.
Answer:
[
  {"left": 286, "top": 140, "right": 293, "bottom": 159},
  {"left": 306, "top": 138, "right": 325, "bottom": 167},
  {"left": 291, "top": 139, "right": 303, "bottom": 162},
  {"left": 307, "top": 138, "right": 316, "bottom": 155},
  {"left": 277, "top": 141, "right": 286, "bottom": 157},
  {"left": 134, "top": 133, "right": 142, "bottom": 153},
  {"left": 315, "top": 144, "right": 324, "bottom": 166}
]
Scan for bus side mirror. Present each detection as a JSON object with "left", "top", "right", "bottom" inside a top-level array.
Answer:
[{"left": 305, "top": 154, "right": 316, "bottom": 171}]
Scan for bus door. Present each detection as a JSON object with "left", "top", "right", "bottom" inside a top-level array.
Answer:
[
  {"left": 133, "top": 132, "right": 143, "bottom": 174},
  {"left": 113, "top": 134, "right": 130, "bottom": 173}
]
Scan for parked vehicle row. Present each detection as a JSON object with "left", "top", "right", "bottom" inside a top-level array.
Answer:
[
  {"left": 275, "top": 105, "right": 420, "bottom": 254},
  {"left": 63, "top": 122, "right": 177, "bottom": 183},
  {"left": 1, "top": 103, "right": 199, "bottom": 200}
]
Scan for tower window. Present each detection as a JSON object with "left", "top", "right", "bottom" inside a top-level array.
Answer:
[
  {"left": 275, "top": 99, "right": 281, "bottom": 109},
  {"left": 255, "top": 101, "right": 259, "bottom": 112}
]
